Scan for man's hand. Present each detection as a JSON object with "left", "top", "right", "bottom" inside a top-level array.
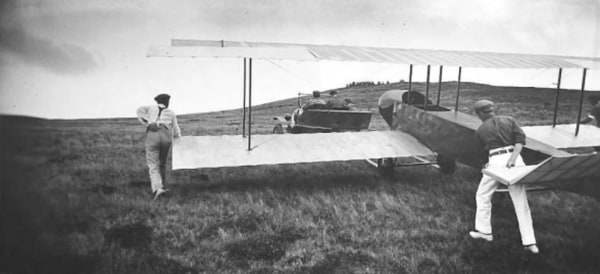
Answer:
[
  {"left": 506, "top": 157, "right": 517, "bottom": 168},
  {"left": 147, "top": 123, "right": 160, "bottom": 132},
  {"left": 506, "top": 143, "right": 523, "bottom": 168}
]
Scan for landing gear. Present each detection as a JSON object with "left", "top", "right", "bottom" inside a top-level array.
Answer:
[
  {"left": 437, "top": 154, "right": 456, "bottom": 174},
  {"left": 377, "top": 158, "right": 395, "bottom": 178},
  {"left": 272, "top": 124, "right": 284, "bottom": 134}
]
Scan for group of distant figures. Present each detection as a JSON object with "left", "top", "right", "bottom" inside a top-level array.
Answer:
[{"left": 302, "top": 90, "right": 355, "bottom": 111}]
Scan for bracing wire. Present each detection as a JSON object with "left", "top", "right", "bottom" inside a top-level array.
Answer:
[{"left": 265, "top": 59, "right": 319, "bottom": 89}]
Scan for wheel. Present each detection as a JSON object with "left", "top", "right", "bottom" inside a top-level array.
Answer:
[
  {"left": 377, "top": 158, "right": 395, "bottom": 178},
  {"left": 437, "top": 154, "right": 456, "bottom": 174},
  {"left": 272, "top": 124, "right": 284, "bottom": 134}
]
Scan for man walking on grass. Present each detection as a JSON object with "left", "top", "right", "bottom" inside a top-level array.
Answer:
[
  {"left": 469, "top": 99, "right": 539, "bottom": 254},
  {"left": 137, "top": 93, "right": 181, "bottom": 200}
]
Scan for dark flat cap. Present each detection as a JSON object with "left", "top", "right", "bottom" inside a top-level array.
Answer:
[
  {"left": 474, "top": 99, "right": 494, "bottom": 113},
  {"left": 154, "top": 93, "right": 171, "bottom": 104}
]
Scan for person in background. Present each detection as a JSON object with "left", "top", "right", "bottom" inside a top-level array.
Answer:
[
  {"left": 579, "top": 95, "right": 600, "bottom": 152},
  {"left": 579, "top": 95, "right": 600, "bottom": 127},
  {"left": 326, "top": 90, "right": 349, "bottom": 110},
  {"left": 137, "top": 93, "right": 181, "bottom": 200},
  {"left": 469, "top": 99, "right": 539, "bottom": 254},
  {"left": 302, "top": 91, "right": 326, "bottom": 110}
]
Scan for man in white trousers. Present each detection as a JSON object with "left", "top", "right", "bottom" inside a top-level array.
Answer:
[
  {"left": 469, "top": 100, "right": 539, "bottom": 254},
  {"left": 137, "top": 93, "right": 182, "bottom": 200}
]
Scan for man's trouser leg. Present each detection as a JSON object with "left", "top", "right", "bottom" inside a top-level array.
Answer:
[
  {"left": 157, "top": 128, "right": 172, "bottom": 187},
  {"left": 145, "top": 132, "right": 163, "bottom": 192},
  {"left": 475, "top": 174, "right": 498, "bottom": 235},
  {"left": 476, "top": 152, "right": 536, "bottom": 245},
  {"left": 508, "top": 183, "right": 536, "bottom": 245}
]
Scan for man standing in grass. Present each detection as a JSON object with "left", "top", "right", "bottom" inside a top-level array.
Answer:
[
  {"left": 326, "top": 90, "right": 349, "bottom": 110},
  {"left": 469, "top": 100, "right": 539, "bottom": 254},
  {"left": 580, "top": 95, "right": 600, "bottom": 127},
  {"left": 137, "top": 93, "right": 181, "bottom": 200}
]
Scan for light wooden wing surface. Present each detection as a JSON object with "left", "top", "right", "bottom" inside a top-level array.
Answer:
[{"left": 172, "top": 131, "right": 433, "bottom": 169}]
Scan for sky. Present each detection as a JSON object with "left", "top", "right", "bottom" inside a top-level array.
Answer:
[{"left": 0, "top": 0, "right": 599, "bottom": 119}]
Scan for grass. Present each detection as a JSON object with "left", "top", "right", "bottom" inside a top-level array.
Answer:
[{"left": 1, "top": 81, "right": 599, "bottom": 273}]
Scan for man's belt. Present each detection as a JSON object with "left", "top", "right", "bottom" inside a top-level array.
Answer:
[
  {"left": 146, "top": 123, "right": 168, "bottom": 132},
  {"left": 489, "top": 146, "right": 514, "bottom": 157}
]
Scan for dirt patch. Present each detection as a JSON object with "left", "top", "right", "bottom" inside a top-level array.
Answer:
[{"left": 104, "top": 222, "right": 152, "bottom": 250}]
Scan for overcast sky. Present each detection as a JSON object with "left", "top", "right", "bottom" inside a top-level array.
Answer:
[{"left": 0, "top": 0, "right": 599, "bottom": 119}]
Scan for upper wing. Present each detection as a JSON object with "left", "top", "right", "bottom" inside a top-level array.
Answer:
[
  {"left": 172, "top": 131, "right": 433, "bottom": 169},
  {"left": 522, "top": 124, "right": 600, "bottom": 149},
  {"left": 147, "top": 39, "right": 599, "bottom": 69}
]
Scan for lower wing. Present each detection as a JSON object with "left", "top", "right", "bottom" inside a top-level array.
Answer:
[{"left": 172, "top": 131, "right": 433, "bottom": 169}]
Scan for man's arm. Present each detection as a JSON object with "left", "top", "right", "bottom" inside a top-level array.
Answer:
[
  {"left": 172, "top": 114, "right": 181, "bottom": 137},
  {"left": 507, "top": 118, "right": 526, "bottom": 168},
  {"left": 475, "top": 132, "right": 488, "bottom": 168},
  {"left": 506, "top": 143, "right": 523, "bottom": 168},
  {"left": 136, "top": 106, "right": 150, "bottom": 125}
]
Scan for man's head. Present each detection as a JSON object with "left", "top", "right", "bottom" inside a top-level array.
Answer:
[
  {"left": 312, "top": 91, "right": 321, "bottom": 98},
  {"left": 474, "top": 99, "right": 494, "bottom": 120},
  {"left": 589, "top": 95, "right": 600, "bottom": 105},
  {"left": 154, "top": 93, "right": 171, "bottom": 107}
]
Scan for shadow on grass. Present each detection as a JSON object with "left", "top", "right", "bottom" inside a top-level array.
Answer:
[
  {"left": 171, "top": 161, "right": 399, "bottom": 196},
  {"left": 307, "top": 250, "right": 408, "bottom": 274},
  {"left": 1, "top": 164, "right": 100, "bottom": 274},
  {"left": 104, "top": 222, "right": 153, "bottom": 250},
  {"left": 225, "top": 227, "right": 307, "bottom": 263}
]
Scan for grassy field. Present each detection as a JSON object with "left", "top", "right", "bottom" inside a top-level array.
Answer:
[{"left": 1, "top": 81, "right": 599, "bottom": 273}]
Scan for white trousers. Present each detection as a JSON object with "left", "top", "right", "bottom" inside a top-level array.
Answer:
[{"left": 475, "top": 151, "right": 536, "bottom": 246}]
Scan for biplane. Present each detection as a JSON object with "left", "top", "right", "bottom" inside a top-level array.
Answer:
[
  {"left": 147, "top": 39, "right": 600, "bottom": 198},
  {"left": 272, "top": 92, "right": 372, "bottom": 134}
]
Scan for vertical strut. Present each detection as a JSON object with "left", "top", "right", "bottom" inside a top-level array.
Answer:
[
  {"left": 552, "top": 68, "right": 562, "bottom": 127},
  {"left": 424, "top": 65, "right": 430, "bottom": 111},
  {"left": 575, "top": 68, "right": 587, "bottom": 136},
  {"left": 407, "top": 64, "right": 413, "bottom": 103},
  {"left": 437, "top": 65, "right": 443, "bottom": 106},
  {"left": 242, "top": 58, "right": 247, "bottom": 137},
  {"left": 248, "top": 58, "right": 253, "bottom": 150},
  {"left": 455, "top": 66, "right": 462, "bottom": 112}
]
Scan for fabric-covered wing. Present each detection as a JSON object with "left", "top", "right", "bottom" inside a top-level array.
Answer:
[
  {"left": 483, "top": 153, "right": 600, "bottom": 185},
  {"left": 172, "top": 131, "right": 433, "bottom": 169},
  {"left": 522, "top": 124, "right": 600, "bottom": 149},
  {"left": 147, "top": 39, "right": 596, "bottom": 69}
]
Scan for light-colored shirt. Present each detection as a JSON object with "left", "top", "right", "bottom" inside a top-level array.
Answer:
[{"left": 137, "top": 105, "right": 181, "bottom": 137}]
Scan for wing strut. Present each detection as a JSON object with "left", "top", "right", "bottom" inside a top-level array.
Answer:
[
  {"left": 407, "top": 64, "right": 413, "bottom": 102},
  {"left": 242, "top": 58, "right": 247, "bottom": 137},
  {"left": 575, "top": 68, "right": 587, "bottom": 136},
  {"left": 248, "top": 58, "right": 253, "bottom": 150},
  {"left": 424, "top": 64, "right": 431, "bottom": 111},
  {"left": 454, "top": 66, "right": 462, "bottom": 112},
  {"left": 436, "top": 65, "right": 443, "bottom": 106},
  {"left": 551, "top": 68, "right": 562, "bottom": 127}
]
